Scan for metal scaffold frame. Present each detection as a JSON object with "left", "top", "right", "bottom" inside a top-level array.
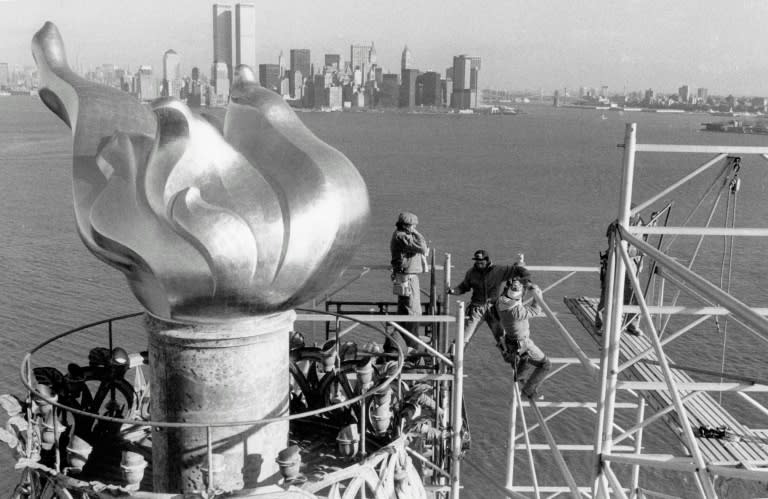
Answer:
[
  {"left": 495, "top": 124, "right": 768, "bottom": 499},
  {"left": 591, "top": 123, "right": 768, "bottom": 498}
]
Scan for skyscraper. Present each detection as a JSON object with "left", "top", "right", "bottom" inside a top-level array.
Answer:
[
  {"left": 350, "top": 43, "right": 375, "bottom": 82},
  {"left": 401, "top": 46, "right": 413, "bottom": 74},
  {"left": 400, "top": 69, "right": 418, "bottom": 108},
  {"left": 421, "top": 72, "right": 442, "bottom": 107},
  {"left": 287, "top": 70, "right": 303, "bottom": 100},
  {"left": 188, "top": 67, "right": 202, "bottom": 107},
  {"left": 212, "top": 61, "right": 230, "bottom": 105},
  {"left": 235, "top": 3, "right": 256, "bottom": 70},
  {"left": 213, "top": 4, "right": 233, "bottom": 82},
  {"left": 162, "top": 49, "right": 182, "bottom": 98},
  {"left": 380, "top": 74, "right": 400, "bottom": 107},
  {"left": 0, "top": 62, "right": 10, "bottom": 88},
  {"left": 451, "top": 54, "right": 480, "bottom": 109},
  {"left": 136, "top": 65, "right": 158, "bottom": 101},
  {"left": 258, "top": 64, "right": 281, "bottom": 92},
  {"left": 290, "top": 49, "right": 311, "bottom": 84}
]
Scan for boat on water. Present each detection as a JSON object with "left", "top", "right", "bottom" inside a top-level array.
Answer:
[
  {"left": 701, "top": 119, "right": 751, "bottom": 133},
  {"left": 702, "top": 119, "right": 768, "bottom": 135}
]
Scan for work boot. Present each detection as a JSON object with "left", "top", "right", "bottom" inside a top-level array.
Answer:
[
  {"left": 522, "top": 388, "right": 544, "bottom": 401},
  {"left": 625, "top": 323, "right": 643, "bottom": 337}
]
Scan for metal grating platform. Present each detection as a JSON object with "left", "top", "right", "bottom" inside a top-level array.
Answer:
[{"left": 565, "top": 296, "right": 768, "bottom": 467}]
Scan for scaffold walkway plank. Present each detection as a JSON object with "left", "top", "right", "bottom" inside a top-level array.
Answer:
[{"left": 564, "top": 296, "right": 768, "bottom": 467}]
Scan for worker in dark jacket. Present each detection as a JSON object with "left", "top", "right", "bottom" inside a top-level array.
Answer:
[
  {"left": 390, "top": 212, "right": 429, "bottom": 348},
  {"left": 446, "top": 249, "right": 530, "bottom": 347},
  {"left": 596, "top": 209, "right": 645, "bottom": 336}
]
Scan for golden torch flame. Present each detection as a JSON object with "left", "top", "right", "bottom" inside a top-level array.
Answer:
[{"left": 32, "top": 22, "right": 369, "bottom": 322}]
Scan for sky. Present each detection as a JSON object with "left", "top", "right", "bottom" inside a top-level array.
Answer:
[{"left": 3, "top": 0, "right": 768, "bottom": 96}]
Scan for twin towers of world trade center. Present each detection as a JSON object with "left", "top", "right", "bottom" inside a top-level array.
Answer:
[{"left": 213, "top": 3, "right": 256, "bottom": 86}]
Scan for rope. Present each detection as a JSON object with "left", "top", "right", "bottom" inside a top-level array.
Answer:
[
  {"left": 717, "top": 174, "right": 739, "bottom": 404},
  {"left": 658, "top": 162, "right": 733, "bottom": 337},
  {"left": 660, "top": 160, "right": 732, "bottom": 254}
]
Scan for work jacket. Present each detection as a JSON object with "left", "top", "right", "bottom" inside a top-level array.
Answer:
[
  {"left": 390, "top": 229, "right": 428, "bottom": 274},
  {"left": 454, "top": 264, "right": 529, "bottom": 305},
  {"left": 496, "top": 296, "right": 542, "bottom": 342}
]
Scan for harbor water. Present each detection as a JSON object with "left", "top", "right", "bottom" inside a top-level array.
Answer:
[{"left": 2, "top": 96, "right": 768, "bottom": 497}]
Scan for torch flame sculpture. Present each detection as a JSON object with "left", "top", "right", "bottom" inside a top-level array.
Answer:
[{"left": 32, "top": 22, "right": 369, "bottom": 492}]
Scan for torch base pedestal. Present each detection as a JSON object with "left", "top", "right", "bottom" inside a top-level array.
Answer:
[{"left": 146, "top": 311, "right": 294, "bottom": 493}]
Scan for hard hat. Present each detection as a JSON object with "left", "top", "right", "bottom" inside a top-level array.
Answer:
[
  {"left": 472, "top": 249, "right": 490, "bottom": 261},
  {"left": 505, "top": 279, "right": 524, "bottom": 299},
  {"left": 397, "top": 212, "right": 418, "bottom": 225}
]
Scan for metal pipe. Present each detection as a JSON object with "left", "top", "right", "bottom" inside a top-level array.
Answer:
[
  {"left": 618, "top": 243, "right": 718, "bottom": 498},
  {"left": 737, "top": 392, "right": 768, "bottom": 418},
  {"left": 630, "top": 226, "right": 768, "bottom": 236},
  {"left": 515, "top": 407, "right": 568, "bottom": 440},
  {"left": 537, "top": 296, "right": 598, "bottom": 377},
  {"left": 638, "top": 359, "right": 768, "bottom": 386},
  {"left": 592, "top": 234, "right": 617, "bottom": 498},
  {"left": 406, "top": 447, "right": 451, "bottom": 479},
  {"left": 612, "top": 392, "right": 700, "bottom": 446},
  {"left": 444, "top": 253, "right": 452, "bottom": 317},
  {"left": 634, "top": 144, "right": 768, "bottom": 154},
  {"left": 506, "top": 388, "right": 518, "bottom": 489},
  {"left": 603, "top": 464, "right": 630, "bottom": 499},
  {"left": 616, "top": 381, "right": 768, "bottom": 392},
  {"left": 633, "top": 154, "right": 726, "bottom": 214},
  {"left": 360, "top": 388, "right": 367, "bottom": 458},
  {"left": 707, "top": 465, "right": 768, "bottom": 482},
  {"left": 450, "top": 302, "right": 465, "bottom": 499},
  {"left": 618, "top": 315, "right": 711, "bottom": 372},
  {"left": 529, "top": 400, "right": 581, "bottom": 498},
  {"left": 540, "top": 271, "right": 578, "bottom": 294},
  {"left": 336, "top": 322, "right": 360, "bottom": 339},
  {"left": 322, "top": 267, "right": 371, "bottom": 302},
  {"left": 514, "top": 444, "right": 635, "bottom": 451},
  {"left": 601, "top": 122, "right": 637, "bottom": 463},
  {"left": 621, "top": 306, "right": 768, "bottom": 316},
  {"left": 621, "top": 228, "right": 768, "bottom": 336},
  {"left": 629, "top": 397, "right": 645, "bottom": 497},
  {"left": 388, "top": 321, "right": 454, "bottom": 367},
  {"left": 602, "top": 452, "right": 696, "bottom": 472},
  {"left": 524, "top": 265, "right": 598, "bottom": 272},
  {"left": 657, "top": 276, "right": 665, "bottom": 332},
  {"left": 515, "top": 383, "right": 541, "bottom": 499},
  {"left": 25, "top": 356, "right": 33, "bottom": 468}
]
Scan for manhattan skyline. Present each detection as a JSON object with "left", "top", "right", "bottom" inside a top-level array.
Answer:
[{"left": 2, "top": 0, "right": 768, "bottom": 96}]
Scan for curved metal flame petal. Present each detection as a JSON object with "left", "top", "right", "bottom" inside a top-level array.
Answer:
[
  {"left": 32, "top": 23, "right": 370, "bottom": 322},
  {"left": 169, "top": 186, "right": 258, "bottom": 296},
  {"left": 226, "top": 81, "right": 370, "bottom": 306},
  {"left": 32, "top": 22, "right": 157, "bottom": 268}
]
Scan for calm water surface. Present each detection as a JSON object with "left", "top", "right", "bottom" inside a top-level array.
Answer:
[{"left": 2, "top": 96, "right": 768, "bottom": 496}]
